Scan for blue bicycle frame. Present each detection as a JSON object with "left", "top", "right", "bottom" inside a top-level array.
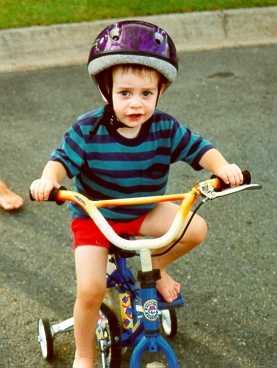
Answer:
[{"left": 107, "top": 247, "right": 182, "bottom": 367}]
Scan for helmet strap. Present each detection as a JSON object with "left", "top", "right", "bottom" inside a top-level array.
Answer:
[{"left": 105, "top": 103, "right": 129, "bottom": 129}]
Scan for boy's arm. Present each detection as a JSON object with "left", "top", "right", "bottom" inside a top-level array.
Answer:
[
  {"left": 30, "top": 160, "right": 67, "bottom": 201},
  {"left": 41, "top": 160, "right": 67, "bottom": 183},
  {"left": 199, "top": 148, "right": 243, "bottom": 187}
]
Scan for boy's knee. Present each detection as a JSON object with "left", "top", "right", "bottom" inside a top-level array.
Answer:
[
  {"left": 77, "top": 282, "right": 106, "bottom": 308},
  {"left": 185, "top": 215, "right": 208, "bottom": 246},
  {"left": 197, "top": 217, "right": 208, "bottom": 244}
]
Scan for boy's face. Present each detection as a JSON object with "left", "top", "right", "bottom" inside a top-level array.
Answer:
[{"left": 112, "top": 67, "right": 160, "bottom": 128}]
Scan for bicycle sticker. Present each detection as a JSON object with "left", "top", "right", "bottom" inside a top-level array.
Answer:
[
  {"left": 143, "top": 299, "right": 159, "bottom": 321},
  {"left": 120, "top": 292, "right": 134, "bottom": 329}
]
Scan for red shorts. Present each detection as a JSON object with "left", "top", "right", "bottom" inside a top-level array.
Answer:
[{"left": 71, "top": 215, "right": 147, "bottom": 249}]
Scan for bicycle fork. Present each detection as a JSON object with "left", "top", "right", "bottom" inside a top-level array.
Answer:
[{"left": 130, "top": 249, "right": 180, "bottom": 368}]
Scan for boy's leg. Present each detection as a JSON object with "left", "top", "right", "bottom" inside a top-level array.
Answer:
[
  {"left": 140, "top": 202, "right": 208, "bottom": 303},
  {"left": 73, "top": 245, "right": 108, "bottom": 368},
  {"left": 0, "top": 180, "right": 23, "bottom": 210}
]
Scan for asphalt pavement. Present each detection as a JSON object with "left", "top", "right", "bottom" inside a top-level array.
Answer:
[{"left": 0, "top": 42, "right": 276, "bottom": 367}]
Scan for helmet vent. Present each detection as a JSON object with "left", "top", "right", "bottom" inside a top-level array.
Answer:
[
  {"left": 154, "top": 32, "right": 164, "bottom": 45},
  {"left": 110, "top": 26, "right": 120, "bottom": 41}
]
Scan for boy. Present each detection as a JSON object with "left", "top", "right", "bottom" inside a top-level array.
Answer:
[{"left": 30, "top": 20, "right": 243, "bottom": 368}]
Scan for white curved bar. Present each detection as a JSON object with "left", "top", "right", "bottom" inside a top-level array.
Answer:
[{"left": 86, "top": 196, "right": 193, "bottom": 251}]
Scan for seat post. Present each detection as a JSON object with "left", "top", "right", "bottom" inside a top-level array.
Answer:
[{"left": 139, "top": 248, "right": 153, "bottom": 272}]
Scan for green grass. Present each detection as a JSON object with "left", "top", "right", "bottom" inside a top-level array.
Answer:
[{"left": 1, "top": 0, "right": 277, "bottom": 30}]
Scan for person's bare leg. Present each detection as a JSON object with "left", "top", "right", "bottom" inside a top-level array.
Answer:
[
  {"left": 73, "top": 246, "right": 108, "bottom": 368},
  {"left": 0, "top": 180, "right": 23, "bottom": 210},
  {"left": 140, "top": 202, "right": 208, "bottom": 303}
]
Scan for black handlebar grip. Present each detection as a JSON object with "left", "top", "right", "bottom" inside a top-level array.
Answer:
[
  {"left": 48, "top": 186, "right": 67, "bottom": 205},
  {"left": 29, "top": 190, "right": 35, "bottom": 201},
  {"left": 213, "top": 169, "right": 251, "bottom": 190},
  {"left": 29, "top": 186, "right": 67, "bottom": 205},
  {"left": 242, "top": 170, "right": 251, "bottom": 185}
]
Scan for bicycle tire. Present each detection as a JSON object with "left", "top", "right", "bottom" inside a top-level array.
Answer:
[
  {"left": 37, "top": 318, "right": 54, "bottom": 360},
  {"left": 160, "top": 309, "right": 178, "bottom": 338},
  {"left": 96, "top": 303, "right": 122, "bottom": 367}
]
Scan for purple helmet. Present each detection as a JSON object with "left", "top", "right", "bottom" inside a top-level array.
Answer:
[{"left": 88, "top": 20, "right": 178, "bottom": 86}]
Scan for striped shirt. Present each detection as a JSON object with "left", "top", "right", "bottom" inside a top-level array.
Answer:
[{"left": 50, "top": 107, "right": 214, "bottom": 220}]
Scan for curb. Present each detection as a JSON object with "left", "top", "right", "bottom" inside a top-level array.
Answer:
[{"left": 0, "top": 6, "right": 277, "bottom": 73}]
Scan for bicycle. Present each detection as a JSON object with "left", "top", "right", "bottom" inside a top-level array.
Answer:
[{"left": 33, "top": 170, "right": 261, "bottom": 367}]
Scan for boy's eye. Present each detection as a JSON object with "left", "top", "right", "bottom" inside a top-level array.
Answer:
[
  {"left": 119, "top": 90, "right": 130, "bottom": 96},
  {"left": 142, "top": 90, "right": 153, "bottom": 97}
]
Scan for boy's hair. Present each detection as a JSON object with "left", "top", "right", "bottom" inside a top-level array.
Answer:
[
  {"left": 112, "top": 64, "right": 168, "bottom": 83},
  {"left": 96, "top": 64, "right": 168, "bottom": 103}
]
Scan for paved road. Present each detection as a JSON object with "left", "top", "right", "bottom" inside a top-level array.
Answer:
[{"left": 0, "top": 44, "right": 276, "bottom": 367}]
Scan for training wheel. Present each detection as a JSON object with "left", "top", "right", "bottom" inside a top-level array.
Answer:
[{"left": 37, "top": 318, "right": 54, "bottom": 360}]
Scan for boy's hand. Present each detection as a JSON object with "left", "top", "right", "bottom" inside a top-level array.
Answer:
[
  {"left": 30, "top": 178, "right": 59, "bottom": 201},
  {"left": 214, "top": 164, "right": 243, "bottom": 187}
]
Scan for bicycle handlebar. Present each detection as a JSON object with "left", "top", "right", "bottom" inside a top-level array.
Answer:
[
  {"left": 33, "top": 170, "right": 251, "bottom": 205},
  {"left": 30, "top": 170, "right": 261, "bottom": 252}
]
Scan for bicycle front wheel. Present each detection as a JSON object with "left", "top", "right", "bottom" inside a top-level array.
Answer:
[
  {"left": 96, "top": 303, "right": 122, "bottom": 367},
  {"left": 160, "top": 309, "right": 177, "bottom": 338}
]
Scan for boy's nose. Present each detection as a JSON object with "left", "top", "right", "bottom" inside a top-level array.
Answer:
[{"left": 129, "top": 96, "right": 142, "bottom": 108}]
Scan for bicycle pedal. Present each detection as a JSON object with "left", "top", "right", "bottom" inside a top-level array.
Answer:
[{"left": 157, "top": 292, "right": 185, "bottom": 310}]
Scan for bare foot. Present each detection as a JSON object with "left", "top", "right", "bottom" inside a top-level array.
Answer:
[
  {"left": 72, "top": 356, "right": 93, "bottom": 368},
  {"left": 0, "top": 181, "right": 23, "bottom": 210},
  {"left": 156, "top": 270, "right": 181, "bottom": 303}
]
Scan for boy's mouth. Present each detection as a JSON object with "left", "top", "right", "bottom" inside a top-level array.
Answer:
[{"left": 126, "top": 114, "right": 143, "bottom": 121}]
